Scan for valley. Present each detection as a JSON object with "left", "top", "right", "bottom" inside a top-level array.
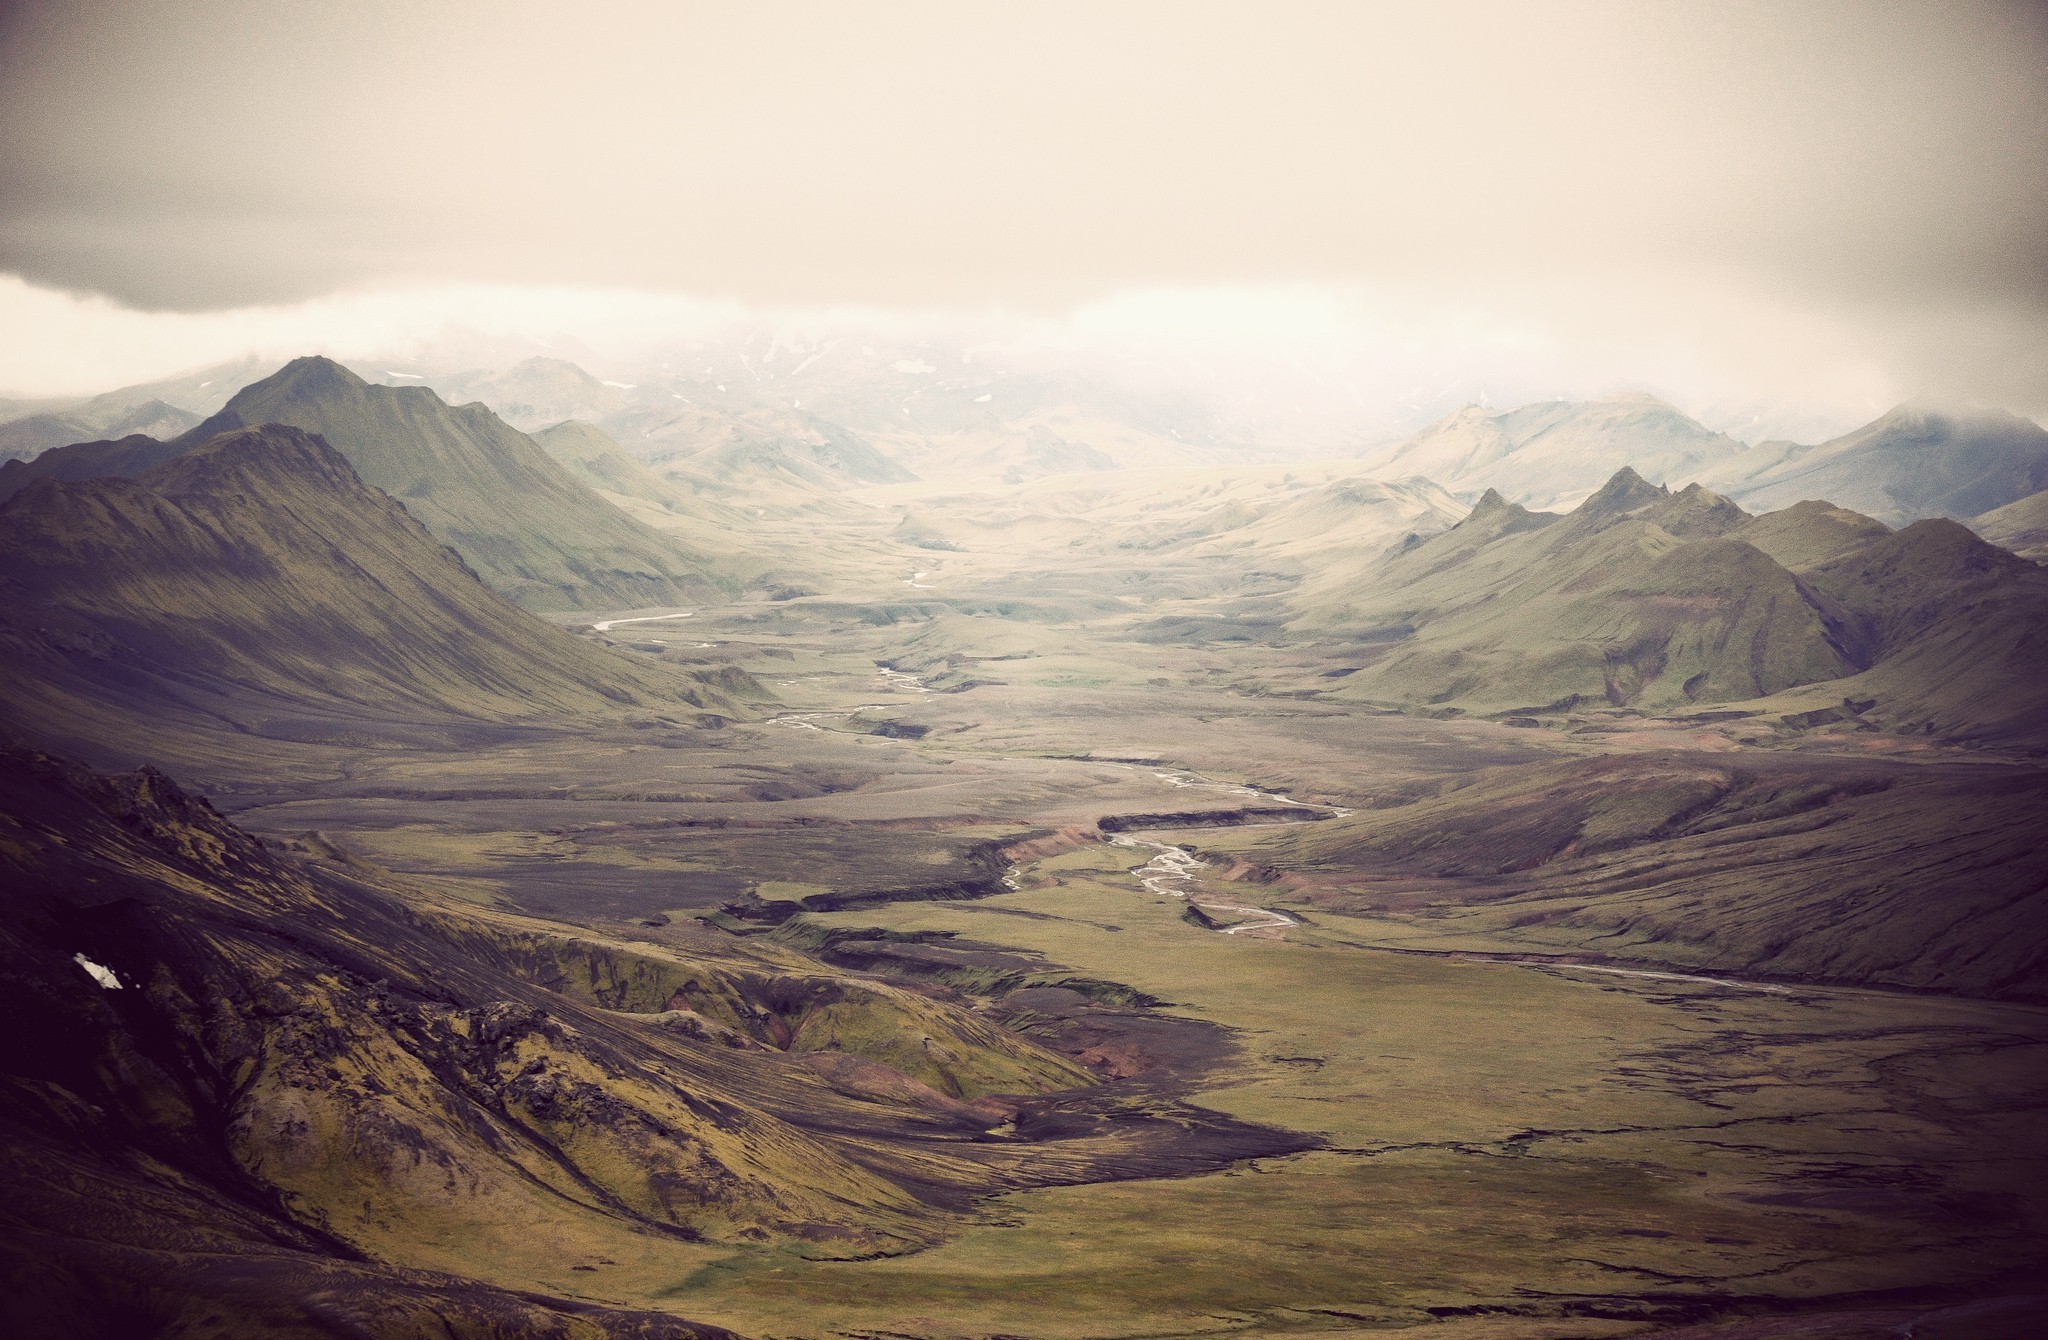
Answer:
[
  {"left": 6, "top": 10, "right": 2048, "bottom": 1337},
  {"left": 165, "top": 567, "right": 2048, "bottom": 1338},
  {"left": 3, "top": 355, "right": 2046, "bottom": 1340}
]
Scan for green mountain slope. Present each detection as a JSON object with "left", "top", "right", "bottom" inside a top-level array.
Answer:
[
  {"left": 0, "top": 748, "right": 1107, "bottom": 1336},
  {"left": 186, "top": 356, "right": 719, "bottom": 609},
  {"left": 1307, "top": 466, "right": 2048, "bottom": 745},
  {"left": 535, "top": 418, "right": 703, "bottom": 511},
  {"left": 1314, "top": 470, "right": 1858, "bottom": 714},
  {"left": 0, "top": 425, "right": 735, "bottom": 761}
]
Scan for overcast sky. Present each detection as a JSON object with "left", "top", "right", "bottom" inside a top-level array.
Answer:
[{"left": 1, "top": 0, "right": 2044, "bottom": 417}]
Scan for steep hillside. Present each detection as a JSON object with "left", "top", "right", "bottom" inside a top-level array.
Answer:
[
  {"left": 1791, "top": 519, "right": 2048, "bottom": 743},
  {"left": 1714, "top": 402, "right": 2048, "bottom": 526},
  {"left": 185, "top": 356, "right": 719, "bottom": 609},
  {"left": 0, "top": 425, "right": 736, "bottom": 761},
  {"left": 0, "top": 749, "right": 1118, "bottom": 1337},
  {"left": 1972, "top": 487, "right": 2048, "bottom": 560},
  {"left": 1358, "top": 393, "right": 1747, "bottom": 510}
]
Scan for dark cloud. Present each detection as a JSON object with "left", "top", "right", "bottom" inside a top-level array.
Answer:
[{"left": 1, "top": 0, "right": 2044, "bottom": 403}]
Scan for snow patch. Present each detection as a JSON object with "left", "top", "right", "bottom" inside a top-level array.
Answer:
[
  {"left": 74, "top": 953, "right": 121, "bottom": 990},
  {"left": 603, "top": 380, "right": 636, "bottom": 390},
  {"left": 384, "top": 370, "right": 423, "bottom": 380},
  {"left": 892, "top": 359, "right": 936, "bottom": 375},
  {"left": 974, "top": 394, "right": 992, "bottom": 403}
]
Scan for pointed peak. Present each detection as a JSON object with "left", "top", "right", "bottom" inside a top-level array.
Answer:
[
  {"left": 1575, "top": 466, "right": 1668, "bottom": 518},
  {"left": 1454, "top": 488, "right": 1517, "bottom": 528}
]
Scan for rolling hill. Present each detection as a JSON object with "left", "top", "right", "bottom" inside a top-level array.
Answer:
[
  {"left": 0, "top": 424, "right": 738, "bottom": 763},
  {"left": 1356, "top": 393, "right": 1748, "bottom": 510},
  {"left": 1712, "top": 402, "right": 2048, "bottom": 526}
]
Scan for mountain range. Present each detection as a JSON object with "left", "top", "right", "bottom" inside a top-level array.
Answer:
[
  {"left": 1362, "top": 394, "right": 2048, "bottom": 535},
  {"left": 1310, "top": 467, "right": 2048, "bottom": 744},
  {"left": 0, "top": 424, "right": 738, "bottom": 766},
  {"left": 0, "top": 399, "right": 201, "bottom": 463},
  {"left": 2, "top": 358, "right": 724, "bottom": 610},
  {"left": 1357, "top": 393, "right": 1748, "bottom": 511},
  {"left": 1710, "top": 402, "right": 2048, "bottom": 527}
]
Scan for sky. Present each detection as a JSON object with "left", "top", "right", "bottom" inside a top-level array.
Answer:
[{"left": 1, "top": 0, "right": 2044, "bottom": 424}]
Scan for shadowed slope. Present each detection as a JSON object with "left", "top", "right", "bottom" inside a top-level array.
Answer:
[
  {"left": 0, "top": 431, "right": 187, "bottom": 500},
  {"left": 0, "top": 425, "right": 735, "bottom": 762},
  {"left": 1793, "top": 519, "right": 2048, "bottom": 743}
]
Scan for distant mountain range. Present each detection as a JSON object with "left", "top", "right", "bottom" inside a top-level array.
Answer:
[
  {"left": 1362, "top": 395, "right": 2048, "bottom": 536},
  {"left": 1357, "top": 393, "right": 1748, "bottom": 511},
  {"left": 1312, "top": 467, "right": 2048, "bottom": 744},
  {"left": 0, "top": 424, "right": 736, "bottom": 765},
  {"left": 0, "top": 398, "right": 200, "bottom": 462},
  {"left": 3, "top": 357, "right": 722, "bottom": 610},
  {"left": 1709, "top": 402, "right": 2048, "bottom": 527}
]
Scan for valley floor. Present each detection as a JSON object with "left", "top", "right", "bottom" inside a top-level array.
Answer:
[{"left": 206, "top": 583, "right": 2048, "bottom": 1339}]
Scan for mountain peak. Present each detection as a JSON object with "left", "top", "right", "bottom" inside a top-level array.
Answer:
[
  {"left": 1574, "top": 466, "right": 1668, "bottom": 519},
  {"left": 264, "top": 355, "right": 369, "bottom": 396}
]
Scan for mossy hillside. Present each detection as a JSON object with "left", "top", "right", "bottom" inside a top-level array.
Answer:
[
  {"left": 501, "top": 932, "right": 1090, "bottom": 1099},
  {"left": 0, "top": 750, "right": 1149, "bottom": 1334}
]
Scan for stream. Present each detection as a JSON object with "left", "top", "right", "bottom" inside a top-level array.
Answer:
[{"left": 1108, "top": 835, "right": 1298, "bottom": 936}]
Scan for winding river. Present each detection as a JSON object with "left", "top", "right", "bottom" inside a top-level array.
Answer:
[{"left": 1109, "top": 834, "right": 1299, "bottom": 936}]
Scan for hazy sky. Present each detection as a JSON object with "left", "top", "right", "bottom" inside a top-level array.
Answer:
[{"left": 2, "top": 0, "right": 2044, "bottom": 416}]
